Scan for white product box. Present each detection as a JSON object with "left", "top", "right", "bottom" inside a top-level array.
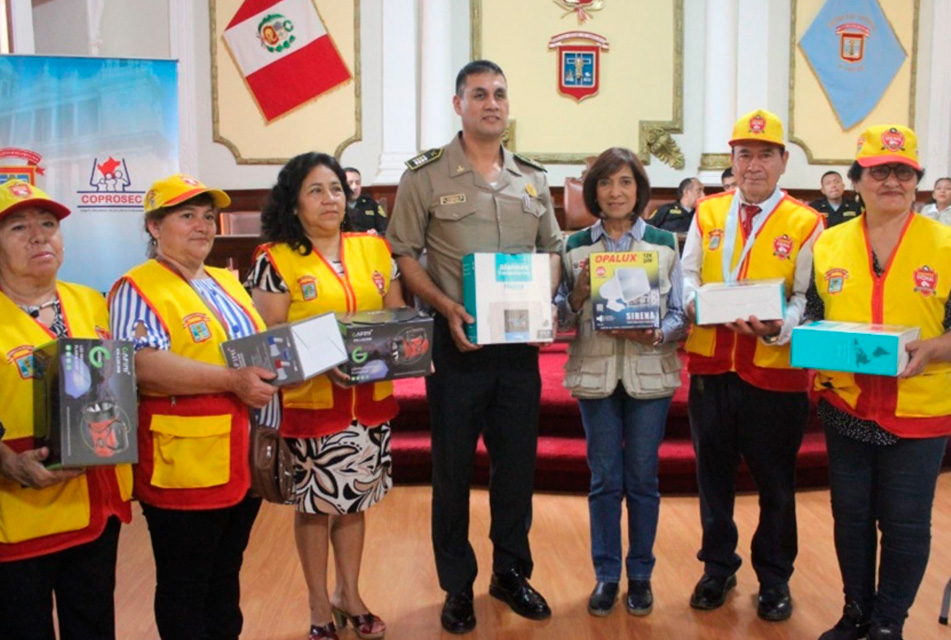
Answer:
[
  {"left": 462, "top": 253, "right": 554, "bottom": 345},
  {"left": 694, "top": 278, "right": 786, "bottom": 326}
]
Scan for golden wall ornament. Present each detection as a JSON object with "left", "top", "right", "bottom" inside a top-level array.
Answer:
[
  {"left": 552, "top": 0, "right": 605, "bottom": 24},
  {"left": 643, "top": 126, "right": 684, "bottom": 170}
]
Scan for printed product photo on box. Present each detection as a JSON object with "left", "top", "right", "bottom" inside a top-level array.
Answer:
[
  {"left": 337, "top": 307, "right": 434, "bottom": 383},
  {"left": 33, "top": 338, "right": 138, "bottom": 469},
  {"left": 694, "top": 278, "right": 786, "bottom": 326},
  {"left": 462, "top": 253, "right": 554, "bottom": 345},
  {"left": 589, "top": 250, "right": 661, "bottom": 330},
  {"left": 221, "top": 312, "right": 348, "bottom": 386},
  {"left": 791, "top": 321, "right": 920, "bottom": 376}
]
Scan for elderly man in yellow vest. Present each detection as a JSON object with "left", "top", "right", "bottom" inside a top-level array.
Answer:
[{"left": 680, "top": 109, "right": 824, "bottom": 622}]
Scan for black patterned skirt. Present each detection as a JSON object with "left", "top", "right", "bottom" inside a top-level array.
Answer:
[{"left": 288, "top": 421, "right": 393, "bottom": 515}]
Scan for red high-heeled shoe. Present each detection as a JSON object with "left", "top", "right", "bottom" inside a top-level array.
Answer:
[
  {"left": 308, "top": 621, "right": 339, "bottom": 640},
  {"left": 331, "top": 607, "right": 386, "bottom": 639}
]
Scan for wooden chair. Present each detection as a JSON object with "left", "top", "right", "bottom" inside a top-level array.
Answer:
[
  {"left": 562, "top": 177, "right": 598, "bottom": 232},
  {"left": 219, "top": 211, "right": 262, "bottom": 236}
]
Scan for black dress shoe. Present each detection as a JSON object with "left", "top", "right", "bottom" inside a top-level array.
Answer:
[
  {"left": 818, "top": 601, "right": 870, "bottom": 640},
  {"left": 586, "top": 581, "right": 619, "bottom": 617},
  {"left": 868, "top": 622, "right": 903, "bottom": 640},
  {"left": 489, "top": 569, "right": 552, "bottom": 620},
  {"left": 626, "top": 579, "right": 653, "bottom": 616},
  {"left": 441, "top": 590, "right": 476, "bottom": 634},
  {"left": 689, "top": 573, "right": 737, "bottom": 610},
  {"left": 757, "top": 584, "right": 793, "bottom": 621}
]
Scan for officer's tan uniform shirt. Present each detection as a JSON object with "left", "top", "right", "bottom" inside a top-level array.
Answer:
[{"left": 387, "top": 133, "right": 562, "bottom": 304}]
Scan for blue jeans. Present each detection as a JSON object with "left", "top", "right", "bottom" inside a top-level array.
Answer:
[
  {"left": 824, "top": 415, "right": 948, "bottom": 629},
  {"left": 578, "top": 385, "right": 672, "bottom": 582}
]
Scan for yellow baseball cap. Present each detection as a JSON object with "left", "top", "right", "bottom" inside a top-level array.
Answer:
[
  {"left": 143, "top": 174, "right": 231, "bottom": 213},
  {"left": 729, "top": 109, "right": 785, "bottom": 147},
  {"left": 0, "top": 179, "right": 70, "bottom": 221},
  {"left": 855, "top": 124, "right": 921, "bottom": 170}
]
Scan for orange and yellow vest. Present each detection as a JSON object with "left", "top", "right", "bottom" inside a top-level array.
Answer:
[
  {"left": 685, "top": 191, "right": 822, "bottom": 391},
  {"left": 0, "top": 283, "right": 132, "bottom": 562},
  {"left": 812, "top": 214, "right": 951, "bottom": 437},
  {"left": 257, "top": 234, "right": 399, "bottom": 438},
  {"left": 111, "top": 260, "right": 264, "bottom": 509}
]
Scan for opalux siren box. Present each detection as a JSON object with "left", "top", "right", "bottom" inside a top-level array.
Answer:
[
  {"left": 791, "top": 321, "right": 920, "bottom": 376},
  {"left": 33, "top": 338, "right": 138, "bottom": 469},
  {"left": 336, "top": 307, "right": 434, "bottom": 383},
  {"left": 221, "top": 312, "right": 348, "bottom": 386},
  {"left": 462, "top": 253, "right": 554, "bottom": 345},
  {"left": 589, "top": 251, "right": 661, "bottom": 330}
]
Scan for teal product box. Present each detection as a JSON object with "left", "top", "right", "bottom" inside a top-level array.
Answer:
[
  {"left": 791, "top": 321, "right": 920, "bottom": 376},
  {"left": 336, "top": 308, "right": 434, "bottom": 383},
  {"left": 695, "top": 278, "right": 786, "bottom": 326},
  {"left": 462, "top": 253, "right": 554, "bottom": 345},
  {"left": 33, "top": 338, "right": 138, "bottom": 469}
]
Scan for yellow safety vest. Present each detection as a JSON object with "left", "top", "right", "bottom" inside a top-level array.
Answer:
[
  {"left": 0, "top": 283, "right": 132, "bottom": 559},
  {"left": 812, "top": 214, "right": 951, "bottom": 436},
  {"left": 685, "top": 191, "right": 822, "bottom": 391}
]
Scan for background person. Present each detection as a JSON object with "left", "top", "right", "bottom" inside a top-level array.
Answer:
[
  {"left": 721, "top": 168, "right": 737, "bottom": 192},
  {"left": 0, "top": 180, "right": 133, "bottom": 640},
  {"left": 250, "top": 152, "right": 400, "bottom": 640},
  {"left": 809, "top": 125, "right": 951, "bottom": 640},
  {"left": 386, "top": 59, "right": 562, "bottom": 634},
  {"left": 681, "top": 109, "right": 823, "bottom": 622},
  {"left": 647, "top": 176, "right": 704, "bottom": 234},
  {"left": 109, "top": 174, "right": 278, "bottom": 640},
  {"left": 559, "top": 147, "right": 687, "bottom": 618},
  {"left": 809, "top": 170, "right": 861, "bottom": 228},
  {"left": 919, "top": 176, "right": 951, "bottom": 225},
  {"left": 343, "top": 167, "right": 388, "bottom": 235}
]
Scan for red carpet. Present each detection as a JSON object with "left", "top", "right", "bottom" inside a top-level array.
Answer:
[{"left": 388, "top": 343, "right": 936, "bottom": 495}]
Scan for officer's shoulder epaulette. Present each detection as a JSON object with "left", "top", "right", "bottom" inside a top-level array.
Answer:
[
  {"left": 513, "top": 153, "right": 546, "bottom": 172},
  {"left": 641, "top": 225, "right": 678, "bottom": 252},
  {"left": 405, "top": 148, "right": 443, "bottom": 171}
]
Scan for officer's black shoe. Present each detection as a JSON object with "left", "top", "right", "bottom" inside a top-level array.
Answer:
[
  {"left": 489, "top": 568, "right": 552, "bottom": 620},
  {"left": 757, "top": 583, "right": 793, "bottom": 621},
  {"left": 868, "top": 622, "right": 903, "bottom": 640},
  {"left": 441, "top": 589, "right": 476, "bottom": 634},
  {"left": 818, "top": 601, "right": 871, "bottom": 640},
  {"left": 626, "top": 579, "right": 653, "bottom": 616},
  {"left": 689, "top": 573, "right": 737, "bottom": 610},
  {"left": 586, "top": 581, "right": 619, "bottom": 617}
]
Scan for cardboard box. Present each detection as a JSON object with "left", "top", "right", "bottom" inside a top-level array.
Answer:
[
  {"left": 337, "top": 308, "right": 434, "bottom": 383},
  {"left": 695, "top": 279, "right": 786, "bottom": 326},
  {"left": 462, "top": 253, "right": 554, "bottom": 345},
  {"left": 33, "top": 338, "right": 138, "bottom": 469},
  {"left": 221, "top": 312, "right": 348, "bottom": 386},
  {"left": 589, "top": 251, "right": 661, "bottom": 330},
  {"left": 791, "top": 321, "right": 920, "bottom": 376}
]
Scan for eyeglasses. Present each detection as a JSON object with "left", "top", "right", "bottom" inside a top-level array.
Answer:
[{"left": 867, "top": 164, "right": 917, "bottom": 182}]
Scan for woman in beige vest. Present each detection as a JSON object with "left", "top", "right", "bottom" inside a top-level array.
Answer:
[{"left": 559, "top": 147, "right": 687, "bottom": 618}]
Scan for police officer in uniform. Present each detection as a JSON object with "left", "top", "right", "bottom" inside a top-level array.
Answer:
[
  {"left": 648, "top": 177, "right": 704, "bottom": 234},
  {"left": 387, "top": 60, "right": 562, "bottom": 634},
  {"left": 343, "top": 167, "right": 388, "bottom": 234},
  {"left": 809, "top": 170, "right": 862, "bottom": 228}
]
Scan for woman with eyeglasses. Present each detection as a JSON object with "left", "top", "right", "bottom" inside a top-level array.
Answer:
[{"left": 808, "top": 125, "right": 951, "bottom": 640}]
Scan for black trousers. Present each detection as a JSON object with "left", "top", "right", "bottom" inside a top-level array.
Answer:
[
  {"left": 427, "top": 315, "right": 542, "bottom": 595},
  {"left": 141, "top": 495, "right": 261, "bottom": 640},
  {"left": 688, "top": 372, "right": 808, "bottom": 587},
  {"left": 0, "top": 516, "right": 121, "bottom": 640}
]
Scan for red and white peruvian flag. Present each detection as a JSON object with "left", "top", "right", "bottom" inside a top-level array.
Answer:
[{"left": 223, "top": 0, "right": 351, "bottom": 122}]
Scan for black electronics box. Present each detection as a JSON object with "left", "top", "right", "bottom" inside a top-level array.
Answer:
[
  {"left": 33, "top": 338, "right": 138, "bottom": 469},
  {"left": 337, "top": 308, "right": 434, "bottom": 383}
]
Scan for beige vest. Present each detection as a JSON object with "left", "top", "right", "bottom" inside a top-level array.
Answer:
[{"left": 562, "top": 235, "right": 682, "bottom": 399}]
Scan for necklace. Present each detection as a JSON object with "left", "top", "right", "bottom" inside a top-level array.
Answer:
[{"left": 17, "top": 298, "right": 58, "bottom": 318}]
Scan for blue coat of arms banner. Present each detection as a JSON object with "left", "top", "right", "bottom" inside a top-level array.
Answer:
[{"left": 0, "top": 55, "right": 178, "bottom": 292}]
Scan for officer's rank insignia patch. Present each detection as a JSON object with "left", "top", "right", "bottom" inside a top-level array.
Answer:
[
  {"left": 548, "top": 31, "right": 609, "bottom": 102},
  {"left": 525, "top": 183, "right": 538, "bottom": 198},
  {"left": 773, "top": 234, "right": 793, "bottom": 260},
  {"left": 913, "top": 265, "right": 937, "bottom": 297},
  {"left": 708, "top": 229, "right": 724, "bottom": 251},
  {"left": 183, "top": 313, "right": 212, "bottom": 343},
  {"left": 439, "top": 194, "right": 466, "bottom": 206},
  {"left": 513, "top": 153, "right": 546, "bottom": 172},
  {"left": 405, "top": 148, "right": 442, "bottom": 171},
  {"left": 298, "top": 275, "right": 318, "bottom": 301},
  {"left": 825, "top": 268, "right": 849, "bottom": 294}
]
